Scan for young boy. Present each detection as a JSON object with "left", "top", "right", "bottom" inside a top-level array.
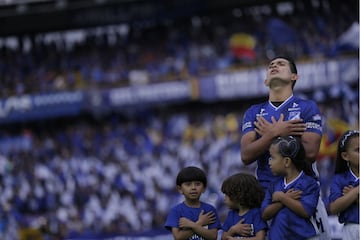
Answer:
[{"left": 164, "top": 166, "right": 221, "bottom": 240}]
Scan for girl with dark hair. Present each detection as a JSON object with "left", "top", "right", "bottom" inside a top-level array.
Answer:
[
  {"left": 329, "top": 130, "right": 359, "bottom": 240},
  {"left": 261, "top": 136, "right": 322, "bottom": 240}
]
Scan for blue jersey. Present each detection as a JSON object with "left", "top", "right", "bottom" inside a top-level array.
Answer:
[
  {"left": 261, "top": 171, "right": 320, "bottom": 240},
  {"left": 222, "top": 208, "right": 267, "bottom": 238},
  {"left": 242, "top": 95, "right": 322, "bottom": 190},
  {"left": 164, "top": 201, "right": 221, "bottom": 240},
  {"left": 329, "top": 169, "right": 359, "bottom": 224}
]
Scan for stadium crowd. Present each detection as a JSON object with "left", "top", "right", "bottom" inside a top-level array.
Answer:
[
  {"left": 0, "top": 86, "right": 358, "bottom": 239},
  {"left": 0, "top": 0, "right": 357, "bottom": 97}
]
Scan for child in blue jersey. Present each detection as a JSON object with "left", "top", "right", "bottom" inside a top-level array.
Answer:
[
  {"left": 261, "top": 136, "right": 321, "bottom": 240},
  {"left": 164, "top": 166, "right": 221, "bottom": 240},
  {"left": 329, "top": 130, "right": 359, "bottom": 240},
  {"left": 221, "top": 173, "right": 267, "bottom": 240}
]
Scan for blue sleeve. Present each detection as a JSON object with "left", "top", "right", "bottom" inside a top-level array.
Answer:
[
  {"left": 222, "top": 211, "right": 234, "bottom": 231},
  {"left": 242, "top": 106, "right": 257, "bottom": 134},
  {"left": 253, "top": 209, "right": 268, "bottom": 233},
  {"left": 208, "top": 205, "right": 222, "bottom": 229},
  {"left": 164, "top": 206, "right": 179, "bottom": 230},
  {"left": 299, "top": 178, "right": 320, "bottom": 216},
  {"left": 329, "top": 174, "right": 344, "bottom": 203},
  {"left": 261, "top": 183, "right": 275, "bottom": 213},
  {"left": 301, "top": 100, "right": 322, "bottom": 135}
]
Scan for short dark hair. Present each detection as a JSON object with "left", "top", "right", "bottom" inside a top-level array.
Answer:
[
  {"left": 271, "top": 56, "right": 297, "bottom": 74},
  {"left": 176, "top": 166, "right": 207, "bottom": 187}
]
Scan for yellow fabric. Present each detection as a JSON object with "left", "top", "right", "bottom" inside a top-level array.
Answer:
[{"left": 229, "top": 33, "right": 256, "bottom": 49}]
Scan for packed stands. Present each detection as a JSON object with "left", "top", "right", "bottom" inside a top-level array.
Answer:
[
  {"left": 0, "top": 0, "right": 357, "bottom": 97},
  {"left": 0, "top": 91, "right": 358, "bottom": 239}
]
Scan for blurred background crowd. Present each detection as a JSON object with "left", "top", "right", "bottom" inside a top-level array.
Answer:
[
  {"left": 0, "top": 0, "right": 358, "bottom": 239},
  {"left": 0, "top": 0, "right": 357, "bottom": 96}
]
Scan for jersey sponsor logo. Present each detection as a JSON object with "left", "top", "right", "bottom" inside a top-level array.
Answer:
[
  {"left": 242, "top": 121, "right": 252, "bottom": 131},
  {"left": 313, "top": 114, "right": 322, "bottom": 121},
  {"left": 306, "top": 122, "right": 322, "bottom": 131}
]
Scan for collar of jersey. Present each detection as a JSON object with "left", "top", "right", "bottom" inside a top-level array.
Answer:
[{"left": 268, "top": 94, "right": 294, "bottom": 111}]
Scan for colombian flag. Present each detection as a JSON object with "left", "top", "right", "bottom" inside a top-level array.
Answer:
[
  {"left": 318, "top": 118, "right": 351, "bottom": 159},
  {"left": 229, "top": 33, "right": 256, "bottom": 60}
]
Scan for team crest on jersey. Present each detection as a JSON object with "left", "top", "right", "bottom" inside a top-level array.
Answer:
[{"left": 288, "top": 111, "right": 301, "bottom": 120}]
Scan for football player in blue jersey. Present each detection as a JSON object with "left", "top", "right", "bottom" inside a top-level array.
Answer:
[
  {"left": 240, "top": 56, "right": 329, "bottom": 239},
  {"left": 329, "top": 130, "right": 359, "bottom": 240},
  {"left": 241, "top": 56, "right": 321, "bottom": 189}
]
